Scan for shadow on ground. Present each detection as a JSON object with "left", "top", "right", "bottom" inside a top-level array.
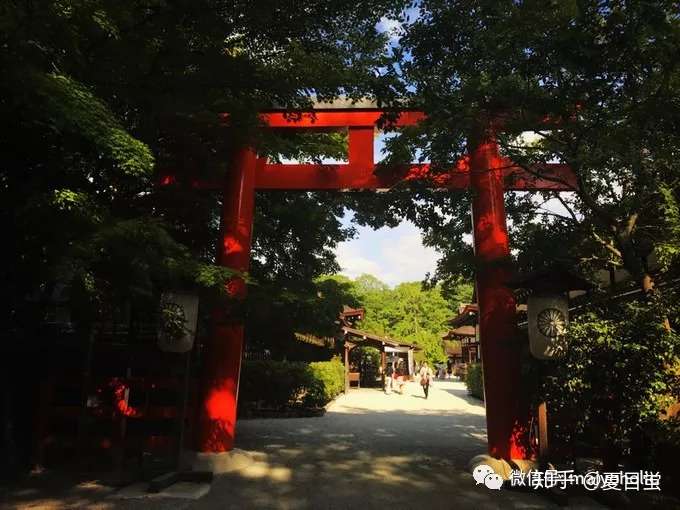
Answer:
[
  {"left": 189, "top": 382, "right": 559, "bottom": 510},
  {"left": 187, "top": 438, "right": 565, "bottom": 510},
  {"left": 440, "top": 382, "right": 486, "bottom": 406},
  {"left": 1, "top": 381, "right": 570, "bottom": 509}
]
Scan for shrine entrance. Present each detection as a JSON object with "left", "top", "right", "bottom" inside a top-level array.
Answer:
[{"left": 181, "top": 100, "right": 575, "bottom": 461}]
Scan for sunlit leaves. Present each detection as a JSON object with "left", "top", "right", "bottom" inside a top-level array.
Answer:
[{"left": 35, "top": 73, "right": 154, "bottom": 178}]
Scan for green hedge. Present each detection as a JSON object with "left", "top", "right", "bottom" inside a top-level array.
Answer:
[
  {"left": 239, "top": 357, "right": 345, "bottom": 410},
  {"left": 306, "top": 357, "right": 346, "bottom": 406},
  {"left": 465, "top": 362, "right": 485, "bottom": 400}
]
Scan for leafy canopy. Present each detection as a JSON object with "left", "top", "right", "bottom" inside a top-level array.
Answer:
[
  {"left": 371, "top": 1, "right": 680, "bottom": 292},
  {"left": 1, "top": 0, "right": 404, "bottom": 328}
]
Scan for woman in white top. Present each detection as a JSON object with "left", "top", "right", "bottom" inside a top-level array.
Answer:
[{"left": 419, "top": 362, "right": 433, "bottom": 399}]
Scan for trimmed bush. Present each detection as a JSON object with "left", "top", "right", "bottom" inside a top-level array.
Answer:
[
  {"left": 304, "top": 357, "right": 345, "bottom": 407},
  {"left": 238, "top": 360, "right": 310, "bottom": 410},
  {"left": 239, "top": 356, "right": 345, "bottom": 410},
  {"left": 465, "top": 362, "right": 485, "bottom": 400}
]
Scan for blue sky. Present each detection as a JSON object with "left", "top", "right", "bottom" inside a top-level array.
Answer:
[{"left": 335, "top": 212, "right": 440, "bottom": 287}]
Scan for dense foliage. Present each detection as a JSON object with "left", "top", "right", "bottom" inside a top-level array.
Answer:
[
  {"left": 465, "top": 363, "right": 485, "bottom": 401},
  {"left": 350, "top": 2, "right": 680, "bottom": 297},
  {"left": 307, "top": 358, "right": 347, "bottom": 405},
  {"left": 0, "top": 0, "right": 406, "bottom": 473},
  {"left": 238, "top": 357, "right": 345, "bottom": 410},
  {"left": 245, "top": 272, "right": 471, "bottom": 364},
  {"left": 541, "top": 296, "right": 680, "bottom": 468},
  {"left": 369, "top": 3, "right": 680, "bottom": 475},
  {"left": 1, "top": 0, "right": 402, "bottom": 334}
]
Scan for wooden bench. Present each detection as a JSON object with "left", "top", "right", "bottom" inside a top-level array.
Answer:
[{"left": 348, "top": 372, "right": 360, "bottom": 389}]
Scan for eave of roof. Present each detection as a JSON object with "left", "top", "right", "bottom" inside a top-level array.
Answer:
[
  {"left": 447, "top": 303, "right": 527, "bottom": 327},
  {"left": 443, "top": 325, "right": 476, "bottom": 338},
  {"left": 342, "top": 326, "right": 421, "bottom": 350}
]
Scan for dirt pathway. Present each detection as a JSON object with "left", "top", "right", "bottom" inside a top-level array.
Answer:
[{"left": 189, "top": 380, "right": 567, "bottom": 509}]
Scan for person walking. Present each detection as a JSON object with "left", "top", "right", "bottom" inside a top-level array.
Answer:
[
  {"left": 419, "top": 362, "right": 433, "bottom": 399},
  {"left": 394, "top": 361, "right": 405, "bottom": 394},
  {"left": 385, "top": 361, "right": 394, "bottom": 394}
]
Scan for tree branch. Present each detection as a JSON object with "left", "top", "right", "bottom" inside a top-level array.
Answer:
[
  {"left": 555, "top": 193, "right": 579, "bottom": 222},
  {"left": 592, "top": 230, "right": 623, "bottom": 259},
  {"left": 536, "top": 209, "right": 579, "bottom": 223},
  {"left": 624, "top": 212, "right": 638, "bottom": 237}
]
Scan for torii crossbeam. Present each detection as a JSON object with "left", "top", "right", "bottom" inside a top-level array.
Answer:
[{"left": 164, "top": 103, "right": 576, "bottom": 462}]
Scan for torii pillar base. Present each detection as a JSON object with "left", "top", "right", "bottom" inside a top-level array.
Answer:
[{"left": 182, "top": 449, "right": 255, "bottom": 474}]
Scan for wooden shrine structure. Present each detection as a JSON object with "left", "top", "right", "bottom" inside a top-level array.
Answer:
[
  {"left": 337, "top": 305, "right": 419, "bottom": 390},
  {"left": 444, "top": 304, "right": 481, "bottom": 364},
  {"left": 444, "top": 303, "right": 529, "bottom": 364},
  {"left": 341, "top": 325, "right": 420, "bottom": 390}
]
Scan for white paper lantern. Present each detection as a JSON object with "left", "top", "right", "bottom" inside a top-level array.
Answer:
[
  {"left": 157, "top": 292, "right": 199, "bottom": 353},
  {"left": 528, "top": 294, "right": 569, "bottom": 360}
]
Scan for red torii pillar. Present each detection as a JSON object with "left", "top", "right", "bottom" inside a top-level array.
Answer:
[
  {"left": 470, "top": 131, "right": 528, "bottom": 460},
  {"left": 196, "top": 147, "right": 257, "bottom": 453}
]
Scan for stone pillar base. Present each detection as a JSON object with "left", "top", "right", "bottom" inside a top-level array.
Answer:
[
  {"left": 469, "top": 453, "right": 541, "bottom": 480},
  {"left": 181, "top": 449, "right": 254, "bottom": 474}
]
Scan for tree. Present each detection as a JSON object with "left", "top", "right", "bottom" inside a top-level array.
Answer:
[
  {"left": 363, "top": 2, "right": 680, "bottom": 473},
  {"left": 541, "top": 296, "right": 680, "bottom": 470},
  {"left": 249, "top": 272, "right": 466, "bottom": 363},
  {"left": 0, "top": 0, "right": 407, "bottom": 470},
  {"left": 380, "top": 1, "right": 680, "bottom": 298},
  {"left": 1, "top": 0, "right": 403, "bottom": 330},
  {"left": 328, "top": 274, "right": 468, "bottom": 363}
]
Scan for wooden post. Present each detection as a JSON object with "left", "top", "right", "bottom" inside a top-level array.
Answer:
[
  {"left": 538, "top": 401, "right": 549, "bottom": 459},
  {"left": 344, "top": 344, "right": 350, "bottom": 393}
]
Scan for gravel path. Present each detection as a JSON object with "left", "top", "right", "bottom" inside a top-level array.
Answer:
[{"left": 189, "top": 380, "right": 568, "bottom": 509}]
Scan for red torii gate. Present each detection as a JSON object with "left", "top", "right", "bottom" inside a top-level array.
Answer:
[{"left": 177, "top": 104, "right": 576, "bottom": 462}]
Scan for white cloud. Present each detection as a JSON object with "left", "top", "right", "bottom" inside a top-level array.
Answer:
[
  {"left": 335, "top": 220, "right": 440, "bottom": 286},
  {"left": 380, "top": 232, "right": 439, "bottom": 282},
  {"left": 376, "top": 17, "right": 401, "bottom": 33},
  {"left": 335, "top": 243, "right": 384, "bottom": 280},
  {"left": 375, "top": 16, "right": 403, "bottom": 46}
]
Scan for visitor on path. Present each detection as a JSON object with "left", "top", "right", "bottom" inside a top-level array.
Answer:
[
  {"left": 419, "top": 362, "right": 433, "bottom": 399},
  {"left": 385, "top": 362, "right": 394, "bottom": 394},
  {"left": 394, "top": 361, "right": 406, "bottom": 394}
]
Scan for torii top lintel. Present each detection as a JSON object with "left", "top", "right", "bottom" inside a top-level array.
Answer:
[{"left": 190, "top": 103, "right": 576, "bottom": 192}]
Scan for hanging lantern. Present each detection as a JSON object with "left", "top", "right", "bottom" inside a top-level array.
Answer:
[
  {"left": 157, "top": 292, "right": 199, "bottom": 353},
  {"left": 528, "top": 294, "right": 569, "bottom": 360}
]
